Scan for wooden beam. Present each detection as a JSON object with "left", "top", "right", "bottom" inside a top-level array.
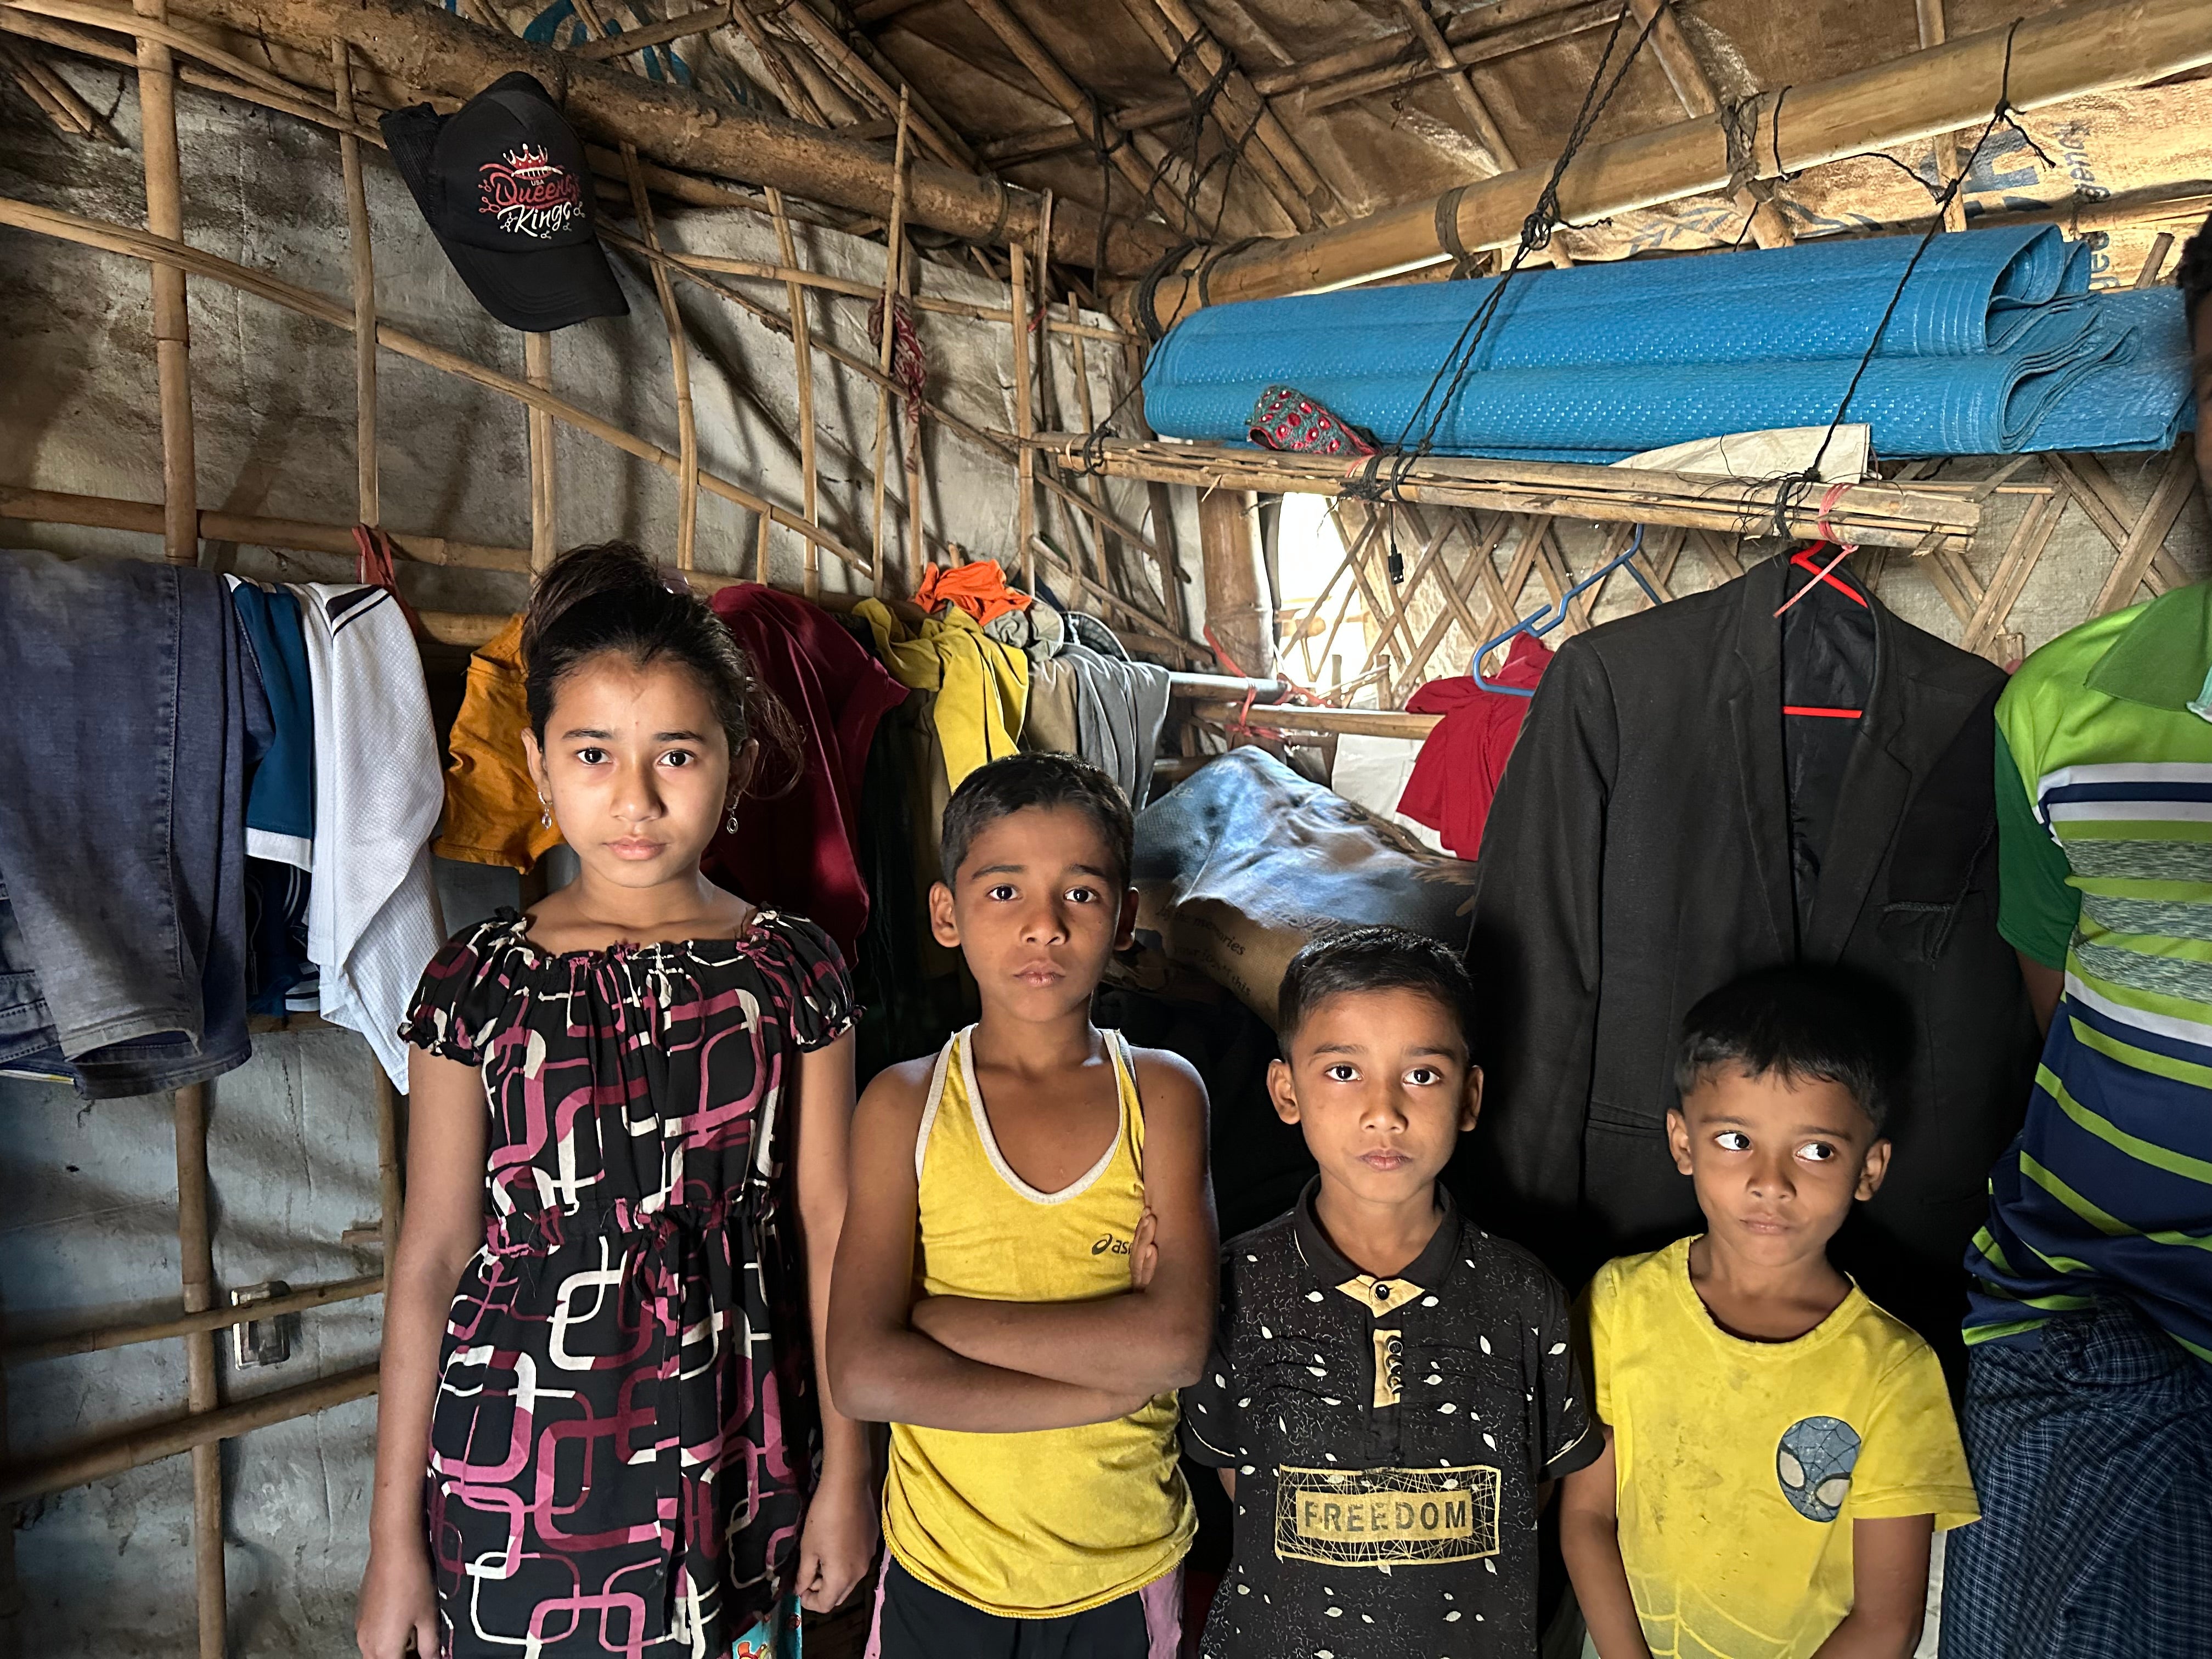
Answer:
[
  {"left": 1126, "top": 0, "right": 2212, "bottom": 328},
  {"left": 159, "top": 0, "right": 1176, "bottom": 273}
]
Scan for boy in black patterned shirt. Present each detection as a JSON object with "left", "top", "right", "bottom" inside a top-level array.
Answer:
[{"left": 1181, "top": 926, "right": 1596, "bottom": 1657}]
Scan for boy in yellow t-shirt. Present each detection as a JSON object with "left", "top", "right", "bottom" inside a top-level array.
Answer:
[{"left": 1560, "top": 966, "right": 1978, "bottom": 1659}]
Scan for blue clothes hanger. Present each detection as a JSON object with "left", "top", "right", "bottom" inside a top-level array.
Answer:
[{"left": 1469, "top": 527, "right": 1657, "bottom": 697}]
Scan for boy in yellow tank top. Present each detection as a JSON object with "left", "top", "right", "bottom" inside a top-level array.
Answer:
[{"left": 830, "top": 753, "right": 1215, "bottom": 1657}]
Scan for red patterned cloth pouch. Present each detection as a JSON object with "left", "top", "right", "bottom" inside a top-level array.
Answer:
[{"left": 1247, "top": 385, "right": 1377, "bottom": 458}]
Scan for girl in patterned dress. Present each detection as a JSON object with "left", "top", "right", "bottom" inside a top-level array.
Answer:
[{"left": 357, "top": 545, "right": 877, "bottom": 1659}]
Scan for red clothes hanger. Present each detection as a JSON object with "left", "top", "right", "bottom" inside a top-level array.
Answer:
[{"left": 1778, "top": 484, "right": 1865, "bottom": 721}]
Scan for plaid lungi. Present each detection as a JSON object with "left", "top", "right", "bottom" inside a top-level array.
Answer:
[{"left": 1939, "top": 1299, "right": 2212, "bottom": 1659}]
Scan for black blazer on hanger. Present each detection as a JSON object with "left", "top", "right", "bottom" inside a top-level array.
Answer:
[{"left": 1459, "top": 554, "right": 2038, "bottom": 1356}]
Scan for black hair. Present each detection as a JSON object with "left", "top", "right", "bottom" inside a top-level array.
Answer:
[
  {"left": 1276, "top": 924, "right": 1478, "bottom": 1053},
  {"left": 1672, "top": 964, "right": 1907, "bottom": 1132},
  {"left": 2180, "top": 207, "right": 2212, "bottom": 329},
  {"left": 521, "top": 542, "right": 801, "bottom": 795},
  {"left": 938, "top": 752, "right": 1136, "bottom": 889}
]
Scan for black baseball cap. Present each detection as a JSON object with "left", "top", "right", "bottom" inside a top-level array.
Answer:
[{"left": 381, "top": 72, "right": 627, "bottom": 332}]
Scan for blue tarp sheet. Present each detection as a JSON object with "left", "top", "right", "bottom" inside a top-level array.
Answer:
[{"left": 1141, "top": 228, "right": 2193, "bottom": 460}]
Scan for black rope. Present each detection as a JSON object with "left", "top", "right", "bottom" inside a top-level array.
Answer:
[
  {"left": 1361, "top": 0, "right": 1666, "bottom": 503},
  {"left": 1761, "top": 16, "right": 2048, "bottom": 526}
]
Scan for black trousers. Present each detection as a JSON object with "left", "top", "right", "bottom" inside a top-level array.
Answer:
[{"left": 874, "top": 1559, "right": 1155, "bottom": 1659}]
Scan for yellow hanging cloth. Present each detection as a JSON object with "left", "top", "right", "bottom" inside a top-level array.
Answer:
[{"left": 855, "top": 599, "right": 1029, "bottom": 792}]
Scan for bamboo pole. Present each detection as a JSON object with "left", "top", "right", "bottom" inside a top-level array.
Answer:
[
  {"left": 128, "top": 0, "right": 221, "bottom": 1630},
  {"left": 0, "top": 197, "right": 878, "bottom": 571},
  {"left": 8, "top": 1274, "right": 386, "bottom": 1364},
  {"left": 871, "top": 86, "right": 909, "bottom": 593},
  {"left": 765, "top": 185, "right": 819, "bottom": 598},
  {"left": 592, "top": 244, "right": 1128, "bottom": 336},
  {"left": 2094, "top": 442, "right": 2201, "bottom": 614},
  {"left": 0, "top": 1363, "right": 380, "bottom": 1508},
  {"left": 1915, "top": 0, "right": 1968, "bottom": 234},
  {"left": 759, "top": 0, "right": 974, "bottom": 171},
  {"left": 1046, "top": 436, "right": 1980, "bottom": 551},
  {"left": 1125, "top": 0, "right": 2212, "bottom": 328},
  {"left": 904, "top": 227, "right": 924, "bottom": 583},
  {"left": 1197, "top": 489, "right": 1272, "bottom": 678},
  {"left": 132, "top": 0, "right": 195, "bottom": 567},
  {"left": 571, "top": 1, "right": 730, "bottom": 59},
  {"left": 1622, "top": 0, "right": 1793, "bottom": 248},
  {"left": 146, "top": 0, "right": 1170, "bottom": 270},
  {"left": 979, "top": 0, "right": 1617, "bottom": 167},
  {"left": 595, "top": 218, "right": 1178, "bottom": 583},
  {"left": 623, "top": 141, "right": 698, "bottom": 570},
  {"left": 957, "top": 0, "right": 1191, "bottom": 233},
  {"left": 331, "top": 38, "right": 377, "bottom": 524},
  {"left": 0, "top": 484, "right": 532, "bottom": 568},
  {"left": 374, "top": 1070, "right": 403, "bottom": 1268},
  {"left": 171, "top": 1082, "right": 225, "bottom": 1659},
  {"left": 1, "top": 34, "right": 101, "bottom": 132},
  {"left": 1186, "top": 700, "right": 1441, "bottom": 741},
  {"left": 1118, "top": 0, "right": 1320, "bottom": 233},
  {"left": 1009, "top": 237, "right": 1036, "bottom": 590},
  {"left": 524, "top": 331, "right": 556, "bottom": 571},
  {"left": 725, "top": 0, "right": 826, "bottom": 124}
]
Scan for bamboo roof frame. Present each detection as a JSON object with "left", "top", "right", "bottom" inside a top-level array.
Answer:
[{"left": 2, "top": 2, "right": 2209, "bottom": 1613}]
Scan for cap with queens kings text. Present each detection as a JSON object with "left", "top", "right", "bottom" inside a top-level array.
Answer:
[{"left": 381, "top": 72, "right": 627, "bottom": 333}]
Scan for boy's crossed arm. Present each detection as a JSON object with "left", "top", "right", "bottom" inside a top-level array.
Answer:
[
  {"left": 910, "top": 1048, "right": 1216, "bottom": 1398},
  {"left": 827, "top": 1050, "right": 1216, "bottom": 1432}
]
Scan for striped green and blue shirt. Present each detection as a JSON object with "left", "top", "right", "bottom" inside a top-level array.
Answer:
[{"left": 1973, "top": 582, "right": 2212, "bottom": 1365}]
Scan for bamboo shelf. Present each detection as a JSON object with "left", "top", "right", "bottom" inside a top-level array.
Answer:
[{"left": 1038, "top": 436, "right": 1982, "bottom": 552}]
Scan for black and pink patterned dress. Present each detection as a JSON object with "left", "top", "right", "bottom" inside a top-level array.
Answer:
[{"left": 400, "top": 907, "right": 854, "bottom": 1659}]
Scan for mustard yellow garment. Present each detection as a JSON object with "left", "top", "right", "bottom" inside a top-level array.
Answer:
[
  {"left": 1587, "top": 1239, "right": 1978, "bottom": 1659},
  {"left": 882, "top": 1026, "right": 1195, "bottom": 1617},
  {"left": 433, "top": 613, "right": 563, "bottom": 873},
  {"left": 854, "top": 599, "right": 1028, "bottom": 792}
]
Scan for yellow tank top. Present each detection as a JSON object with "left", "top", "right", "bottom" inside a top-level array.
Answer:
[{"left": 881, "top": 1025, "right": 1196, "bottom": 1617}]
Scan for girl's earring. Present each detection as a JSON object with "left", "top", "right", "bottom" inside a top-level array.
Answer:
[
  {"left": 724, "top": 799, "right": 742, "bottom": 835},
  {"left": 539, "top": 796, "right": 553, "bottom": 829}
]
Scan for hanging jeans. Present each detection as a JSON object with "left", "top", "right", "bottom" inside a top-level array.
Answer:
[{"left": 0, "top": 549, "right": 266, "bottom": 1098}]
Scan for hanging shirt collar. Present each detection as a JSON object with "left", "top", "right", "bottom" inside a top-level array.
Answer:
[{"left": 2084, "top": 581, "right": 2212, "bottom": 716}]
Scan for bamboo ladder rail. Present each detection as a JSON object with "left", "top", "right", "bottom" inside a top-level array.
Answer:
[
  {"left": 123, "top": 0, "right": 224, "bottom": 1634},
  {"left": 871, "top": 86, "right": 911, "bottom": 590},
  {"left": 331, "top": 34, "right": 408, "bottom": 1271},
  {"left": 0, "top": 197, "right": 879, "bottom": 574}
]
